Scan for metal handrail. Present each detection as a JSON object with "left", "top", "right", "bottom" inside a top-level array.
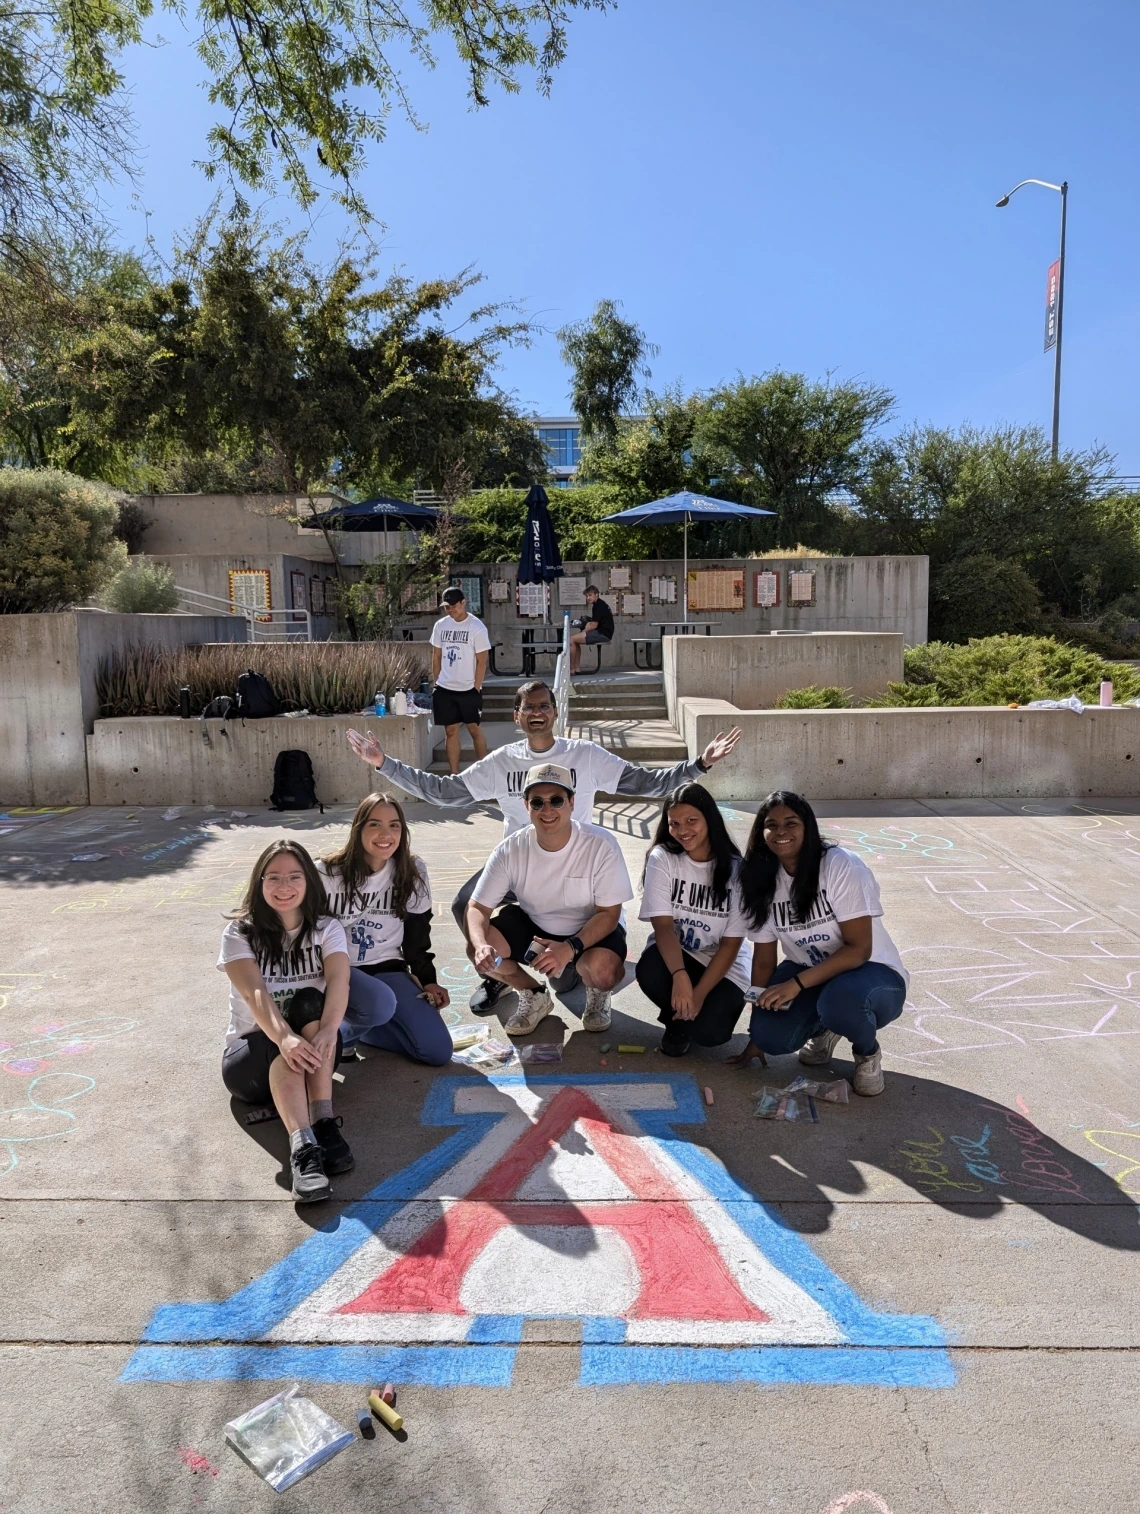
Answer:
[
  {"left": 173, "top": 586, "right": 313, "bottom": 642},
  {"left": 553, "top": 611, "right": 572, "bottom": 734}
]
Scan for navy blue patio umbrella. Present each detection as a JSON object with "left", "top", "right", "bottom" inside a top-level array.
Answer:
[
  {"left": 305, "top": 495, "right": 441, "bottom": 559},
  {"left": 602, "top": 491, "right": 774, "bottom": 622},
  {"left": 517, "top": 484, "right": 564, "bottom": 621}
]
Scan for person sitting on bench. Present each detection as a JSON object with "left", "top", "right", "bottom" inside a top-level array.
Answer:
[{"left": 569, "top": 585, "right": 613, "bottom": 674}]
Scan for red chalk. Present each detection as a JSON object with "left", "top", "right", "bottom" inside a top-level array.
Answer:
[{"left": 703, "top": 1086, "right": 714, "bottom": 1106}]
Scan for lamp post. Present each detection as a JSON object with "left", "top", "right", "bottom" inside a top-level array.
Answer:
[{"left": 996, "top": 178, "right": 1068, "bottom": 461}]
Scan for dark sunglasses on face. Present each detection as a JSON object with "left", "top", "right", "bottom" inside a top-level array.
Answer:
[{"left": 527, "top": 793, "right": 567, "bottom": 810}]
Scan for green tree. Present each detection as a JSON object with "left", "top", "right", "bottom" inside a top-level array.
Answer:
[
  {"left": 558, "top": 299, "right": 657, "bottom": 444},
  {"left": 580, "top": 387, "right": 706, "bottom": 502},
  {"left": 0, "top": 469, "right": 125, "bottom": 612},
  {"left": 929, "top": 554, "right": 1041, "bottom": 643},
  {"left": 99, "top": 556, "right": 180, "bottom": 612}
]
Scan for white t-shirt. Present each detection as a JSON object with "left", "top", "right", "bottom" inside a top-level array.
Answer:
[
  {"left": 316, "top": 858, "right": 431, "bottom": 967},
  {"left": 746, "top": 846, "right": 909, "bottom": 989},
  {"left": 216, "top": 916, "right": 348, "bottom": 1048},
  {"left": 430, "top": 613, "right": 492, "bottom": 691},
  {"left": 472, "top": 819, "right": 634, "bottom": 936},
  {"left": 462, "top": 737, "right": 628, "bottom": 836},
  {"left": 639, "top": 847, "right": 754, "bottom": 992}
]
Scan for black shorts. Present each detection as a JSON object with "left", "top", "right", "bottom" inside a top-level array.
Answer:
[
  {"left": 432, "top": 686, "right": 483, "bottom": 727},
  {"left": 221, "top": 1025, "right": 343, "bottom": 1105},
  {"left": 584, "top": 630, "right": 612, "bottom": 646},
  {"left": 490, "top": 903, "right": 627, "bottom": 992}
]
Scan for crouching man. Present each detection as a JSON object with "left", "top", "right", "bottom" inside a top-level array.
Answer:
[{"left": 466, "top": 763, "right": 633, "bottom": 1036}]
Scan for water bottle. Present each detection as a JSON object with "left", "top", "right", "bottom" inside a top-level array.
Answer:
[
  {"left": 392, "top": 689, "right": 407, "bottom": 716},
  {"left": 374, "top": 690, "right": 387, "bottom": 718}
]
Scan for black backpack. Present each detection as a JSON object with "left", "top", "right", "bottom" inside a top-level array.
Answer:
[
  {"left": 235, "top": 668, "right": 281, "bottom": 719},
  {"left": 270, "top": 749, "right": 323, "bottom": 812}
]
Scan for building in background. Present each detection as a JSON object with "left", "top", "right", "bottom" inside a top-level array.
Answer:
[{"left": 533, "top": 417, "right": 582, "bottom": 484}]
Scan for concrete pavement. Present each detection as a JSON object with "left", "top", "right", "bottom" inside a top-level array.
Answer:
[{"left": 1, "top": 794, "right": 1138, "bottom": 1511}]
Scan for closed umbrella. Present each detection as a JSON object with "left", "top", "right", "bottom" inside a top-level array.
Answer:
[
  {"left": 517, "top": 484, "right": 563, "bottom": 622},
  {"left": 602, "top": 491, "right": 774, "bottom": 622}
]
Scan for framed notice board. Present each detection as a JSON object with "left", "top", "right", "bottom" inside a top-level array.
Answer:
[
  {"left": 229, "top": 568, "right": 272, "bottom": 621},
  {"left": 754, "top": 570, "right": 780, "bottom": 608},
  {"left": 686, "top": 568, "right": 745, "bottom": 612},
  {"left": 788, "top": 569, "right": 817, "bottom": 607},
  {"left": 450, "top": 575, "right": 484, "bottom": 617}
]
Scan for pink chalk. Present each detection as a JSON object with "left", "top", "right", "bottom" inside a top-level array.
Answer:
[{"left": 704, "top": 1086, "right": 714, "bottom": 1106}]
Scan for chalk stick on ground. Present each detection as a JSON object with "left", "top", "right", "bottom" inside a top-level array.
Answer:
[
  {"left": 617, "top": 1045, "right": 645, "bottom": 1054},
  {"left": 704, "top": 1086, "right": 714, "bottom": 1106},
  {"left": 368, "top": 1387, "right": 403, "bottom": 1432}
]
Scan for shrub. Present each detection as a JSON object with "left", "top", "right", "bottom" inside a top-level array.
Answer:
[
  {"left": 929, "top": 554, "right": 1041, "bottom": 642},
  {"left": 100, "top": 557, "right": 180, "bottom": 613},
  {"left": 775, "top": 685, "right": 850, "bottom": 709},
  {"left": 0, "top": 469, "right": 126, "bottom": 613},
  {"left": 96, "top": 641, "right": 425, "bottom": 717},
  {"left": 879, "top": 635, "right": 1140, "bottom": 707}
]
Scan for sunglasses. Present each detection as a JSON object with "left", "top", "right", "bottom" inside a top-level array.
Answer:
[{"left": 527, "top": 793, "right": 568, "bottom": 810}]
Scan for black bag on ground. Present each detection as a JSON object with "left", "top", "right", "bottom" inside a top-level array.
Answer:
[
  {"left": 270, "top": 749, "right": 323, "bottom": 812},
  {"left": 201, "top": 695, "right": 234, "bottom": 719},
  {"left": 234, "top": 668, "right": 282, "bottom": 719}
]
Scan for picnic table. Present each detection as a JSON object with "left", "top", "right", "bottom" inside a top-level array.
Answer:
[{"left": 652, "top": 620, "right": 722, "bottom": 636}]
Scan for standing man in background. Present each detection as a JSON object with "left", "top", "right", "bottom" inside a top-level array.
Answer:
[
  {"left": 568, "top": 584, "right": 614, "bottom": 674},
  {"left": 430, "top": 587, "right": 491, "bottom": 774}
]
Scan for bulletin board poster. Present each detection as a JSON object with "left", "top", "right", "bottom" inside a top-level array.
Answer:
[
  {"left": 489, "top": 578, "right": 511, "bottom": 603},
  {"left": 686, "top": 568, "right": 745, "bottom": 612},
  {"left": 788, "top": 570, "right": 817, "bottom": 608},
  {"left": 649, "top": 575, "right": 677, "bottom": 605},
  {"left": 450, "top": 575, "right": 484, "bottom": 617},
  {"left": 516, "top": 581, "right": 548, "bottom": 618},
  {"left": 405, "top": 583, "right": 441, "bottom": 614},
  {"left": 229, "top": 568, "right": 272, "bottom": 622},
  {"left": 620, "top": 592, "right": 645, "bottom": 617},
  {"left": 608, "top": 566, "right": 632, "bottom": 591},
  {"left": 753, "top": 570, "right": 780, "bottom": 609},
  {"left": 309, "top": 577, "right": 325, "bottom": 615},
  {"left": 559, "top": 576, "right": 587, "bottom": 607}
]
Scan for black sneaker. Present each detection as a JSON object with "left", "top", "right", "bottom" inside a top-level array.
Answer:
[
  {"left": 470, "top": 977, "right": 505, "bottom": 1015},
  {"left": 312, "top": 1116, "right": 355, "bottom": 1174},
  {"left": 290, "top": 1140, "right": 331, "bottom": 1203},
  {"left": 660, "top": 1026, "right": 691, "bottom": 1058}
]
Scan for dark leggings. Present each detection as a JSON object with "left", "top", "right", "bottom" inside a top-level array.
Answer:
[
  {"left": 635, "top": 941, "right": 747, "bottom": 1047},
  {"left": 747, "top": 959, "right": 907, "bottom": 1058}
]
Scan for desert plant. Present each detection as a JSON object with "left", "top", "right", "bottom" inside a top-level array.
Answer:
[
  {"left": 99, "top": 557, "right": 180, "bottom": 613},
  {"left": 775, "top": 685, "right": 850, "bottom": 709},
  {"left": 750, "top": 544, "right": 836, "bottom": 559},
  {"left": 96, "top": 641, "right": 426, "bottom": 717},
  {"left": 882, "top": 635, "right": 1140, "bottom": 707},
  {"left": 0, "top": 468, "right": 125, "bottom": 612},
  {"left": 865, "top": 681, "right": 941, "bottom": 707}
]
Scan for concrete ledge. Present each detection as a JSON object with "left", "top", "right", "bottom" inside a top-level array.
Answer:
[
  {"left": 676, "top": 702, "right": 1140, "bottom": 800},
  {"left": 86, "top": 714, "right": 432, "bottom": 807}
]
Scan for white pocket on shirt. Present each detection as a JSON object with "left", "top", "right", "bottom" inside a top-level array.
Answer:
[{"left": 562, "top": 878, "right": 593, "bottom": 912}]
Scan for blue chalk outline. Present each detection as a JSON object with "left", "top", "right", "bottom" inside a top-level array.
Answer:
[{"left": 121, "top": 1073, "right": 954, "bottom": 1388}]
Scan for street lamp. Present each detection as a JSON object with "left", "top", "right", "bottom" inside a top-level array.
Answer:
[{"left": 996, "top": 178, "right": 1068, "bottom": 461}]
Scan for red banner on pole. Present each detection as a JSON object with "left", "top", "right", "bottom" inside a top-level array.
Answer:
[{"left": 1044, "top": 259, "right": 1060, "bottom": 351}]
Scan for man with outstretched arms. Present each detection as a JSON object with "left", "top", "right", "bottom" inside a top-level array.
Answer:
[
  {"left": 347, "top": 681, "right": 741, "bottom": 1008},
  {"left": 466, "top": 763, "right": 633, "bottom": 1037}
]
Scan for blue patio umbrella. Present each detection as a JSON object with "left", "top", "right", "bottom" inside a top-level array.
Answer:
[
  {"left": 306, "top": 495, "right": 441, "bottom": 560},
  {"left": 517, "top": 484, "right": 563, "bottom": 621},
  {"left": 602, "top": 491, "right": 774, "bottom": 622}
]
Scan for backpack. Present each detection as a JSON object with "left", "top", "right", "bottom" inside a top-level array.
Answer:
[
  {"left": 201, "top": 695, "right": 234, "bottom": 719},
  {"left": 270, "top": 749, "right": 323, "bottom": 813},
  {"left": 235, "top": 668, "right": 281, "bottom": 719}
]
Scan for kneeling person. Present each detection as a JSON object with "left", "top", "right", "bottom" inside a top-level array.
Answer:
[{"left": 467, "top": 763, "right": 633, "bottom": 1036}]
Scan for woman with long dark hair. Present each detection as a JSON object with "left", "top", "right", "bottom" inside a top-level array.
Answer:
[
  {"left": 635, "top": 783, "right": 752, "bottom": 1056},
  {"left": 218, "top": 840, "right": 363, "bottom": 1203},
  {"left": 319, "top": 793, "right": 452, "bottom": 1066},
  {"left": 733, "top": 791, "right": 908, "bottom": 1095}
]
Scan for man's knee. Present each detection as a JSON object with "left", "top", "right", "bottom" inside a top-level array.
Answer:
[{"left": 582, "top": 952, "right": 623, "bottom": 991}]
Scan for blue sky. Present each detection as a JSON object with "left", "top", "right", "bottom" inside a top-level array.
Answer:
[{"left": 105, "top": 0, "right": 1140, "bottom": 470}]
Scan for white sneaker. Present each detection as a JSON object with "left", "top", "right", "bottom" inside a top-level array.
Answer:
[
  {"left": 582, "top": 988, "right": 612, "bottom": 1032},
  {"left": 853, "top": 1049, "right": 884, "bottom": 1096},
  {"left": 798, "top": 1029, "right": 841, "bottom": 1065},
  {"left": 504, "top": 988, "right": 553, "bottom": 1037}
]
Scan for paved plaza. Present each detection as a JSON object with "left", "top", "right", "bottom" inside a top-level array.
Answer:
[{"left": 1, "top": 793, "right": 1138, "bottom": 1512}]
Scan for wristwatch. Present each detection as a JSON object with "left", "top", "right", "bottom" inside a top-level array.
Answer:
[{"left": 566, "top": 935, "right": 585, "bottom": 960}]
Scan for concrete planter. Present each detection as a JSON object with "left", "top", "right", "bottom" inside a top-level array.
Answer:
[{"left": 87, "top": 713, "right": 432, "bottom": 807}]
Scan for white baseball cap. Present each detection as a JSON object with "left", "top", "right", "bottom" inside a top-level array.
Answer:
[{"left": 523, "top": 762, "right": 575, "bottom": 795}]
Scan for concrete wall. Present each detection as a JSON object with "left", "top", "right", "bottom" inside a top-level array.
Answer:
[
  {"left": 0, "top": 611, "right": 247, "bottom": 807},
  {"left": 87, "top": 713, "right": 432, "bottom": 807},
  {"left": 675, "top": 700, "right": 1140, "bottom": 801},
  {"left": 663, "top": 632, "right": 904, "bottom": 722},
  {"left": 433, "top": 555, "right": 927, "bottom": 670},
  {"left": 148, "top": 553, "right": 342, "bottom": 636}
]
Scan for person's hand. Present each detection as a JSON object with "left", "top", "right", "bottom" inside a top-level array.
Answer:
[
  {"left": 758, "top": 977, "right": 801, "bottom": 1011},
  {"left": 532, "top": 937, "right": 574, "bottom": 977},
  {"left": 701, "top": 727, "right": 743, "bottom": 768},
  {"left": 347, "top": 727, "right": 385, "bottom": 767},
  {"left": 309, "top": 1024, "right": 340, "bottom": 1064},
  {"left": 473, "top": 942, "right": 503, "bottom": 977},
  {"left": 421, "top": 983, "right": 450, "bottom": 1008},
  {"left": 671, "top": 971, "right": 696, "bottom": 1019},
  {"left": 279, "top": 1031, "right": 322, "bottom": 1074}
]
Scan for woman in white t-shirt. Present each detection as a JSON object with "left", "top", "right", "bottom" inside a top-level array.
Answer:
[
  {"left": 219, "top": 840, "right": 365, "bottom": 1203},
  {"left": 636, "top": 783, "right": 753, "bottom": 1057},
  {"left": 733, "top": 791, "right": 909, "bottom": 1096},
  {"left": 319, "top": 793, "right": 452, "bottom": 1067}
]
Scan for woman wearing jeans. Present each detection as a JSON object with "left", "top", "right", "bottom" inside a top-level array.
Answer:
[{"left": 731, "top": 791, "right": 908, "bottom": 1096}]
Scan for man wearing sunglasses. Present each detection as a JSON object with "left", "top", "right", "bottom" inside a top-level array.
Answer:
[
  {"left": 466, "top": 763, "right": 633, "bottom": 1036},
  {"left": 347, "top": 682, "right": 741, "bottom": 1012}
]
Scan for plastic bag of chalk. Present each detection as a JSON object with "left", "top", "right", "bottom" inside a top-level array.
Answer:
[
  {"left": 784, "top": 1075, "right": 850, "bottom": 1104},
  {"left": 225, "top": 1383, "right": 354, "bottom": 1490},
  {"left": 754, "top": 1088, "right": 819, "bottom": 1122}
]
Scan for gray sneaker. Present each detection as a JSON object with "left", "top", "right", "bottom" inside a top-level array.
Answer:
[
  {"left": 853, "top": 1049, "right": 884, "bottom": 1096},
  {"left": 582, "top": 988, "right": 612, "bottom": 1032},
  {"left": 504, "top": 988, "right": 553, "bottom": 1036},
  {"left": 290, "top": 1140, "right": 331, "bottom": 1203},
  {"left": 798, "top": 1029, "right": 841, "bottom": 1065}
]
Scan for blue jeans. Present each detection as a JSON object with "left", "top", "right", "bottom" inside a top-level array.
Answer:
[
  {"left": 748, "top": 959, "right": 907, "bottom": 1059},
  {"left": 351, "top": 967, "right": 453, "bottom": 1067}
]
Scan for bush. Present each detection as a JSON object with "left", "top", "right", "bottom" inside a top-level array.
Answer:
[
  {"left": 878, "top": 635, "right": 1140, "bottom": 707},
  {"left": 100, "top": 557, "right": 180, "bottom": 613},
  {"left": 775, "top": 685, "right": 850, "bottom": 709},
  {"left": 0, "top": 469, "right": 126, "bottom": 613},
  {"left": 96, "top": 641, "right": 425, "bottom": 717},
  {"left": 929, "top": 554, "right": 1041, "bottom": 642}
]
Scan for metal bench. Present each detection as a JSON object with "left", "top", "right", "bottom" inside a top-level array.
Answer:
[{"left": 630, "top": 636, "right": 662, "bottom": 670}]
